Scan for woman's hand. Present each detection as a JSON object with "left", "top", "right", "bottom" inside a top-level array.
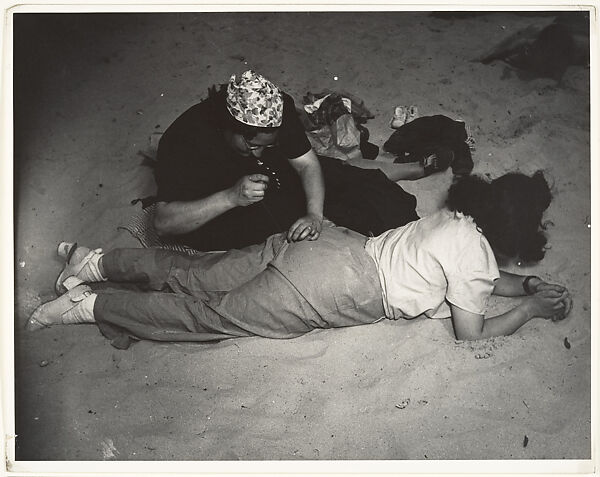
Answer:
[
  {"left": 528, "top": 278, "right": 567, "bottom": 295},
  {"left": 287, "top": 213, "right": 323, "bottom": 242},
  {"left": 527, "top": 279, "right": 573, "bottom": 321},
  {"left": 451, "top": 279, "right": 573, "bottom": 341},
  {"left": 526, "top": 288, "right": 572, "bottom": 321}
]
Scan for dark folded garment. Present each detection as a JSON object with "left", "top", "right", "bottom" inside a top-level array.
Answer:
[
  {"left": 383, "top": 115, "right": 474, "bottom": 175},
  {"left": 318, "top": 155, "right": 419, "bottom": 236}
]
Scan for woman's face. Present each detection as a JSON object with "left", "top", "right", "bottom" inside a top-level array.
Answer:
[{"left": 226, "top": 130, "right": 279, "bottom": 158}]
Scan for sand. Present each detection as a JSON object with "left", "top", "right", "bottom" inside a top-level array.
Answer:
[{"left": 8, "top": 9, "right": 593, "bottom": 470}]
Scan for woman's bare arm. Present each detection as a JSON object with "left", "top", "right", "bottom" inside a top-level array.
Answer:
[{"left": 450, "top": 288, "right": 570, "bottom": 341}]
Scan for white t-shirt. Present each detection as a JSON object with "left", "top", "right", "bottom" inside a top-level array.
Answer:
[{"left": 364, "top": 209, "right": 500, "bottom": 319}]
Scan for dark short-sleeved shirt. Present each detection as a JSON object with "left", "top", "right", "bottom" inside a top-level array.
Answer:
[{"left": 155, "top": 89, "right": 312, "bottom": 250}]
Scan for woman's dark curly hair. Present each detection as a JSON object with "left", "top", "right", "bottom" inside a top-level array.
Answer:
[
  {"left": 446, "top": 171, "right": 552, "bottom": 263},
  {"left": 207, "top": 84, "right": 279, "bottom": 140}
]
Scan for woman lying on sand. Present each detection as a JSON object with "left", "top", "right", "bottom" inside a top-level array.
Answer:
[{"left": 27, "top": 171, "right": 572, "bottom": 348}]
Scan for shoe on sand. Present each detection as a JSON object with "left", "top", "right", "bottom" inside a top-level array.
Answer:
[
  {"left": 406, "top": 105, "right": 419, "bottom": 124},
  {"left": 389, "top": 106, "right": 408, "bottom": 129},
  {"left": 389, "top": 105, "right": 419, "bottom": 129},
  {"left": 26, "top": 285, "right": 96, "bottom": 331},
  {"left": 55, "top": 243, "right": 106, "bottom": 295}
]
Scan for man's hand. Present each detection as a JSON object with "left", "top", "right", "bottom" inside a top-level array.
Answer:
[
  {"left": 229, "top": 174, "right": 270, "bottom": 207},
  {"left": 287, "top": 213, "right": 323, "bottom": 242}
]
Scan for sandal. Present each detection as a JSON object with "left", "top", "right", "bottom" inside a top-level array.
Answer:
[
  {"left": 57, "top": 241, "right": 78, "bottom": 262},
  {"left": 406, "top": 105, "right": 419, "bottom": 124},
  {"left": 55, "top": 243, "right": 105, "bottom": 295},
  {"left": 389, "top": 105, "right": 419, "bottom": 129},
  {"left": 26, "top": 284, "right": 94, "bottom": 331},
  {"left": 389, "top": 106, "right": 408, "bottom": 129}
]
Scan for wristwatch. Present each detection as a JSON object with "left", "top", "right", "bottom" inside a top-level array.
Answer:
[{"left": 522, "top": 275, "right": 540, "bottom": 295}]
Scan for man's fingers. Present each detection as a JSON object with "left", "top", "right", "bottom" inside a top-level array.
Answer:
[
  {"left": 287, "top": 215, "right": 323, "bottom": 242},
  {"left": 309, "top": 225, "right": 322, "bottom": 240},
  {"left": 246, "top": 183, "right": 267, "bottom": 193},
  {"left": 243, "top": 184, "right": 266, "bottom": 199},
  {"left": 291, "top": 224, "right": 311, "bottom": 241},
  {"left": 288, "top": 222, "right": 314, "bottom": 242},
  {"left": 248, "top": 174, "right": 269, "bottom": 182},
  {"left": 248, "top": 174, "right": 270, "bottom": 183},
  {"left": 296, "top": 227, "right": 312, "bottom": 241},
  {"left": 308, "top": 230, "right": 320, "bottom": 241},
  {"left": 254, "top": 182, "right": 268, "bottom": 191},
  {"left": 287, "top": 222, "right": 301, "bottom": 241}
]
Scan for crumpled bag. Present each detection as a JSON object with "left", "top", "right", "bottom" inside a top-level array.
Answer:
[
  {"left": 298, "top": 91, "right": 378, "bottom": 161},
  {"left": 306, "top": 113, "right": 362, "bottom": 161}
]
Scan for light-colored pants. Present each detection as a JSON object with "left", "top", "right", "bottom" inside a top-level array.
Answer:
[{"left": 94, "top": 226, "right": 385, "bottom": 349}]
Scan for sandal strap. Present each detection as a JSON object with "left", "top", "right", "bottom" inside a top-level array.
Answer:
[
  {"left": 62, "top": 275, "right": 85, "bottom": 290},
  {"left": 56, "top": 248, "right": 106, "bottom": 294}
]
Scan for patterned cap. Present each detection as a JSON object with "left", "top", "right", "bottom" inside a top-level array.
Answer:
[{"left": 226, "top": 70, "right": 283, "bottom": 127}]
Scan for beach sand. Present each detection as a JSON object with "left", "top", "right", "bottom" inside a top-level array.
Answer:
[{"left": 10, "top": 10, "right": 592, "bottom": 466}]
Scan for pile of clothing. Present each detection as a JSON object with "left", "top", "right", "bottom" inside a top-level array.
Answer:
[{"left": 383, "top": 114, "right": 475, "bottom": 176}]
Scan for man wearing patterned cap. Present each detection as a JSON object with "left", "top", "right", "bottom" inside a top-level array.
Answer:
[{"left": 153, "top": 70, "right": 418, "bottom": 251}]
